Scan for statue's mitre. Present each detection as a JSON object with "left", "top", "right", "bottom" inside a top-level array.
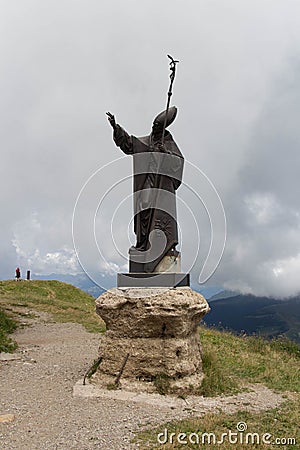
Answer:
[{"left": 153, "top": 106, "right": 177, "bottom": 128}]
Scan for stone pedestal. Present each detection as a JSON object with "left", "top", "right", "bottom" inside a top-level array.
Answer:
[{"left": 93, "top": 287, "right": 210, "bottom": 393}]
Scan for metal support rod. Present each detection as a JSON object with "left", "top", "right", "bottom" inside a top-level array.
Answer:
[
  {"left": 114, "top": 353, "right": 130, "bottom": 386},
  {"left": 83, "top": 356, "right": 103, "bottom": 385}
]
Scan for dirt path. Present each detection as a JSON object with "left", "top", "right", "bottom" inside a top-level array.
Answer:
[{"left": 0, "top": 311, "right": 286, "bottom": 449}]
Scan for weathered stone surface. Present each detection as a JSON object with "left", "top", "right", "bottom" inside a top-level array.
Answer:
[
  {"left": 98, "top": 333, "right": 202, "bottom": 378},
  {"left": 95, "top": 287, "right": 209, "bottom": 339},
  {"left": 94, "top": 287, "right": 210, "bottom": 392}
]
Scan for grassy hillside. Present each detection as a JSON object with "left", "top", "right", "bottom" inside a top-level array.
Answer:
[
  {"left": 1, "top": 280, "right": 299, "bottom": 448},
  {"left": 137, "top": 326, "right": 300, "bottom": 449},
  {"left": 0, "top": 280, "right": 105, "bottom": 340},
  {"left": 0, "top": 306, "right": 17, "bottom": 352}
]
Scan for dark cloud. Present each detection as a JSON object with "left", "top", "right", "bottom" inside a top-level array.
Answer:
[
  {"left": 1, "top": 0, "right": 300, "bottom": 297},
  {"left": 219, "top": 59, "right": 300, "bottom": 297}
]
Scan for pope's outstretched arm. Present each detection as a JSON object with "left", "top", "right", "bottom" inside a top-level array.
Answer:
[{"left": 106, "top": 112, "right": 133, "bottom": 155}]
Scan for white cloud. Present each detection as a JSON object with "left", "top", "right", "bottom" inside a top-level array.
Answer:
[
  {"left": 269, "top": 254, "right": 300, "bottom": 297},
  {"left": 1, "top": 0, "right": 300, "bottom": 297},
  {"left": 11, "top": 213, "right": 80, "bottom": 275},
  {"left": 244, "top": 193, "right": 282, "bottom": 225}
]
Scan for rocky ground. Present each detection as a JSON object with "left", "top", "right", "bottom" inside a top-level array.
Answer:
[{"left": 0, "top": 310, "right": 285, "bottom": 449}]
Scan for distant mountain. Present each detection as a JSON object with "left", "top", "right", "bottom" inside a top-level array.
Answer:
[
  {"left": 32, "top": 272, "right": 106, "bottom": 298},
  {"left": 208, "top": 290, "right": 239, "bottom": 301},
  {"left": 203, "top": 294, "right": 300, "bottom": 343},
  {"left": 193, "top": 286, "right": 224, "bottom": 299}
]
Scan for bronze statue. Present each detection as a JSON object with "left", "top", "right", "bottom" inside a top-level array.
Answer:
[{"left": 107, "top": 56, "right": 184, "bottom": 273}]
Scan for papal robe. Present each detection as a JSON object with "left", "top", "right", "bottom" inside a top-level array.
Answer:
[{"left": 113, "top": 124, "right": 184, "bottom": 272}]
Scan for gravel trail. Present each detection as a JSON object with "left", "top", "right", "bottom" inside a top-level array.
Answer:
[{"left": 0, "top": 312, "right": 285, "bottom": 449}]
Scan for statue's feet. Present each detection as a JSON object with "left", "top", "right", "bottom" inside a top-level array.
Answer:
[
  {"left": 129, "top": 245, "right": 144, "bottom": 253},
  {"left": 132, "top": 240, "right": 149, "bottom": 251}
]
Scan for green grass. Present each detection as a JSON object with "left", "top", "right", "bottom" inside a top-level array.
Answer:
[
  {"left": 0, "top": 280, "right": 105, "bottom": 334},
  {"left": 199, "top": 326, "right": 300, "bottom": 395},
  {"left": 153, "top": 373, "right": 172, "bottom": 395},
  {"left": 1, "top": 280, "right": 299, "bottom": 448},
  {"left": 138, "top": 398, "right": 299, "bottom": 449},
  {"left": 136, "top": 326, "right": 300, "bottom": 449},
  {"left": 0, "top": 307, "right": 18, "bottom": 352},
  {"left": 198, "top": 348, "right": 239, "bottom": 397}
]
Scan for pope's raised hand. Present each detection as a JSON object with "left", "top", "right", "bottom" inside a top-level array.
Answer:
[{"left": 106, "top": 112, "right": 116, "bottom": 129}]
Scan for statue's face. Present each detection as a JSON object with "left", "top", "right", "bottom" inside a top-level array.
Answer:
[{"left": 152, "top": 121, "right": 163, "bottom": 135}]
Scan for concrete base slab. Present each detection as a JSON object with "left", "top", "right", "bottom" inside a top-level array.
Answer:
[
  {"left": 73, "top": 380, "right": 286, "bottom": 415},
  {"left": 73, "top": 379, "right": 190, "bottom": 410},
  {"left": 117, "top": 272, "right": 190, "bottom": 287}
]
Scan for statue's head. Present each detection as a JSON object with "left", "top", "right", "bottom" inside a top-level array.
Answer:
[{"left": 152, "top": 106, "right": 177, "bottom": 134}]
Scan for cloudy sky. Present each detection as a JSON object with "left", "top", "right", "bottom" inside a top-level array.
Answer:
[{"left": 1, "top": 0, "right": 300, "bottom": 298}]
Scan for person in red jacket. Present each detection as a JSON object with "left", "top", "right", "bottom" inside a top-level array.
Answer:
[{"left": 15, "top": 267, "right": 21, "bottom": 280}]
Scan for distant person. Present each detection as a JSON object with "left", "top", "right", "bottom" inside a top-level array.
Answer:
[{"left": 15, "top": 267, "right": 21, "bottom": 281}]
